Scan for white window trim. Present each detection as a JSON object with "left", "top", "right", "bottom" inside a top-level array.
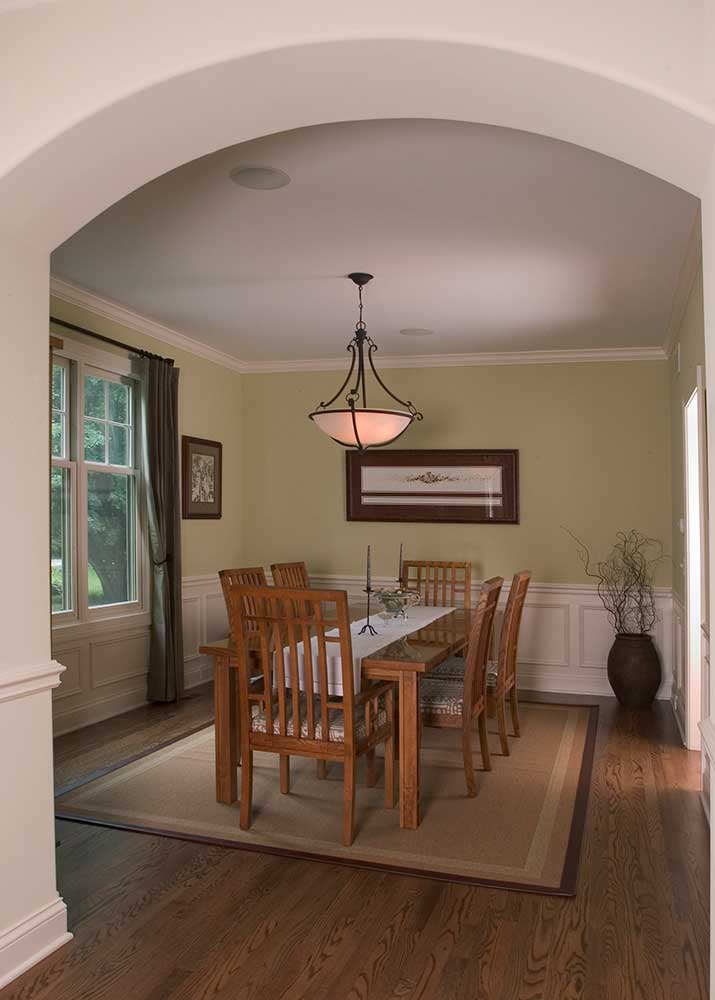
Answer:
[{"left": 51, "top": 337, "right": 151, "bottom": 633}]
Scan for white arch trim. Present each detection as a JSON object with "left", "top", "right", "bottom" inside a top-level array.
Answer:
[
  {"left": 1, "top": 38, "right": 713, "bottom": 253},
  {"left": 1, "top": 25, "right": 715, "bottom": 995}
]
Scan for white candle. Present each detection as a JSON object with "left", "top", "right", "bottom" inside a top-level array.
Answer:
[
  {"left": 398, "top": 542, "right": 403, "bottom": 584},
  {"left": 367, "top": 544, "right": 372, "bottom": 591}
]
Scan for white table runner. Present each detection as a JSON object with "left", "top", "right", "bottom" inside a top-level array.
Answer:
[{"left": 279, "top": 605, "right": 454, "bottom": 696}]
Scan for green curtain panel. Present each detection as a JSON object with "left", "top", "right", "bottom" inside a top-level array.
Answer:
[{"left": 138, "top": 357, "right": 184, "bottom": 702}]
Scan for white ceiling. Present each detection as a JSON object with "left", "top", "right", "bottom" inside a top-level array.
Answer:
[{"left": 51, "top": 119, "right": 699, "bottom": 363}]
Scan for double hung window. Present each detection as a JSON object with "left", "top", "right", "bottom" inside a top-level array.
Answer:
[{"left": 51, "top": 351, "right": 143, "bottom": 622}]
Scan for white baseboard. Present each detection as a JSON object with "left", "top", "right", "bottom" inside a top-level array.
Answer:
[{"left": 0, "top": 897, "right": 72, "bottom": 991}]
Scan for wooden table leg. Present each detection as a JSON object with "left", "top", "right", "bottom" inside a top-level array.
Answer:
[
  {"left": 214, "top": 658, "right": 238, "bottom": 804},
  {"left": 398, "top": 671, "right": 420, "bottom": 829}
]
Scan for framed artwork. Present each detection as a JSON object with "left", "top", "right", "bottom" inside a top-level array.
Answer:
[
  {"left": 346, "top": 449, "right": 519, "bottom": 524},
  {"left": 182, "top": 436, "right": 222, "bottom": 519}
]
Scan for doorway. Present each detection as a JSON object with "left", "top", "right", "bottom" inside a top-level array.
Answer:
[{"left": 684, "top": 372, "right": 706, "bottom": 750}]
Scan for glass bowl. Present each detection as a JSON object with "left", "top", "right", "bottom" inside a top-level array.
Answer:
[{"left": 373, "top": 587, "right": 421, "bottom": 621}]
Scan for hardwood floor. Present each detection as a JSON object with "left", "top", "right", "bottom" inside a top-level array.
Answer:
[{"left": 2, "top": 691, "right": 708, "bottom": 999}]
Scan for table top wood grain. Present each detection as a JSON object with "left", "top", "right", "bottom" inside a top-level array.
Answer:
[{"left": 199, "top": 603, "right": 471, "bottom": 674}]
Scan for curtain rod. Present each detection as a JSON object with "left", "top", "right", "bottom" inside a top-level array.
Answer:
[{"left": 50, "top": 315, "right": 174, "bottom": 364}]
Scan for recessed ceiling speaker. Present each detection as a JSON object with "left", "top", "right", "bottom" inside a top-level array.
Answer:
[{"left": 229, "top": 165, "right": 291, "bottom": 190}]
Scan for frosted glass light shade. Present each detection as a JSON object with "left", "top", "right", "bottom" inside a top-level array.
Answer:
[{"left": 309, "top": 408, "right": 413, "bottom": 448}]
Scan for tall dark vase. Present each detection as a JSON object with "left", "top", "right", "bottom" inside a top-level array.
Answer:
[{"left": 607, "top": 633, "right": 661, "bottom": 708}]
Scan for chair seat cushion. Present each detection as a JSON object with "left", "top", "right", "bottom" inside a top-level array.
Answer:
[
  {"left": 252, "top": 694, "right": 386, "bottom": 742},
  {"left": 429, "top": 656, "right": 466, "bottom": 680},
  {"left": 419, "top": 677, "right": 464, "bottom": 717},
  {"left": 429, "top": 658, "right": 499, "bottom": 686}
]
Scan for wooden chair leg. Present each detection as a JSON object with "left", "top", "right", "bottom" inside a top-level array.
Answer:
[
  {"left": 509, "top": 687, "right": 521, "bottom": 737},
  {"left": 461, "top": 720, "right": 477, "bottom": 798},
  {"left": 366, "top": 750, "right": 377, "bottom": 787},
  {"left": 279, "top": 754, "right": 290, "bottom": 794},
  {"left": 384, "top": 687, "right": 396, "bottom": 807},
  {"left": 496, "top": 695, "right": 510, "bottom": 756},
  {"left": 316, "top": 760, "right": 328, "bottom": 779},
  {"left": 477, "top": 712, "right": 492, "bottom": 772},
  {"left": 235, "top": 686, "right": 242, "bottom": 768},
  {"left": 343, "top": 755, "right": 356, "bottom": 846},
  {"left": 239, "top": 750, "right": 253, "bottom": 830},
  {"left": 365, "top": 699, "right": 377, "bottom": 787}
]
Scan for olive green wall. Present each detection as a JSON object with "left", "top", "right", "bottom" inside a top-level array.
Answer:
[
  {"left": 241, "top": 362, "right": 672, "bottom": 585},
  {"left": 49, "top": 297, "right": 244, "bottom": 577},
  {"left": 49, "top": 297, "right": 674, "bottom": 588},
  {"left": 670, "top": 265, "right": 706, "bottom": 603}
]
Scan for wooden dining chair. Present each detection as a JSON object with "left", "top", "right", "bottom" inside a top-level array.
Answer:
[
  {"left": 226, "top": 583, "right": 397, "bottom": 846},
  {"left": 487, "top": 571, "right": 531, "bottom": 755},
  {"left": 270, "top": 561, "right": 311, "bottom": 589},
  {"left": 400, "top": 559, "right": 472, "bottom": 609},
  {"left": 418, "top": 577, "right": 503, "bottom": 796},
  {"left": 219, "top": 566, "right": 268, "bottom": 634},
  {"left": 218, "top": 567, "right": 268, "bottom": 765},
  {"left": 426, "top": 571, "right": 531, "bottom": 756}
]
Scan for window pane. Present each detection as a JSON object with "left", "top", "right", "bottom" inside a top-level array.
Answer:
[
  {"left": 84, "top": 375, "right": 106, "bottom": 418},
  {"left": 51, "top": 467, "right": 72, "bottom": 613},
  {"left": 87, "top": 471, "right": 136, "bottom": 607},
  {"left": 108, "top": 381, "right": 129, "bottom": 424},
  {"left": 51, "top": 410, "right": 64, "bottom": 459},
  {"left": 84, "top": 419, "right": 106, "bottom": 462},
  {"left": 52, "top": 363, "right": 64, "bottom": 411},
  {"left": 108, "top": 424, "right": 129, "bottom": 466}
]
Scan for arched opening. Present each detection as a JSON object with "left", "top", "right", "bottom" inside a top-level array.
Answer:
[{"left": 1, "top": 31, "right": 713, "bottom": 995}]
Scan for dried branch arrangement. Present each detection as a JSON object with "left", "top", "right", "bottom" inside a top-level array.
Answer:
[{"left": 563, "top": 528, "right": 667, "bottom": 635}]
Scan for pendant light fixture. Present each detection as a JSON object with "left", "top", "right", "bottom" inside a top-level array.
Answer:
[{"left": 309, "top": 273, "right": 423, "bottom": 450}]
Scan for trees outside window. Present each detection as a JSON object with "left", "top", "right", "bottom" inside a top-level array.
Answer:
[{"left": 50, "top": 353, "right": 142, "bottom": 621}]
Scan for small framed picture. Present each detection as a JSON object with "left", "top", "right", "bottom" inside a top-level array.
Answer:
[{"left": 182, "top": 436, "right": 222, "bottom": 519}]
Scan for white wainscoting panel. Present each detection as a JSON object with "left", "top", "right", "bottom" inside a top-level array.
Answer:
[
  {"left": 311, "top": 575, "right": 674, "bottom": 700},
  {"left": 182, "top": 574, "right": 674, "bottom": 701},
  {"left": 54, "top": 574, "right": 676, "bottom": 735},
  {"left": 52, "top": 615, "right": 151, "bottom": 735},
  {"left": 182, "top": 576, "right": 227, "bottom": 690}
]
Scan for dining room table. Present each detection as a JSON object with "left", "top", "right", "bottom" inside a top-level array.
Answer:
[{"left": 199, "top": 601, "right": 472, "bottom": 830}]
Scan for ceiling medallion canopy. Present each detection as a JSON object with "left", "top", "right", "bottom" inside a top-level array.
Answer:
[{"left": 309, "top": 273, "right": 423, "bottom": 450}]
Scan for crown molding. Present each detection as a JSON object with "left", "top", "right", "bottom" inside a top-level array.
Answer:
[
  {"left": 50, "top": 276, "right": 667, "bottom": 375},
  {"left": 49, "top": 277, "right": 248, "bottom": 374},
  {"left": 241, "top": 346, "right": 666, "bottom": 372}
]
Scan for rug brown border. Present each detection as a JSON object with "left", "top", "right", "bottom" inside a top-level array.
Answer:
[{"left": 55, "top": 703, "right": 599, "bottom": 896}]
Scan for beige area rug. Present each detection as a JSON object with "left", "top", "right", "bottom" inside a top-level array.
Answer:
[{"left": 56, "top": 702, "right": 597, "bottom": 895}]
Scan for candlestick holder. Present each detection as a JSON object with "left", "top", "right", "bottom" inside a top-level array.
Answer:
[{"left": 358, "top": 587, "right": 378, "bottom": 636}]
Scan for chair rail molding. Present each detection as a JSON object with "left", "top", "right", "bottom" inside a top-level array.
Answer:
[
  {"left": 0, "top": 660, "right": 65, "bottom": 703},
  {"left": 181, "top": 573, "right": 675, "bottom": 701}
]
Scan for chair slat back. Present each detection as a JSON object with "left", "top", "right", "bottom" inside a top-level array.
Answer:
[
  {"left": 463, "top": 577, "right": 503, "bottom": 714},
  {"left": 219, "top": 566, "right": 267, "bottom": 635},
  {"left": 495, "top": 571, "right": 531, "bottom": 690},
  {"left": 271, "top": 561, "right": 310, "bottom": 589},
  {"left": 227, "top": 584, "right": 356, "bottom": 748},
  {"left": 401, "top": 559, "right": 472, "bottom": 609}
]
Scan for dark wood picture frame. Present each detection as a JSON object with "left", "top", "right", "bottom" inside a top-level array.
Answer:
[
  {"left": 346, "top": 449, "right": 519, "bottom": 524},
  {"left": 182, "top": 436, "right": 222, "bottom": 519}
]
